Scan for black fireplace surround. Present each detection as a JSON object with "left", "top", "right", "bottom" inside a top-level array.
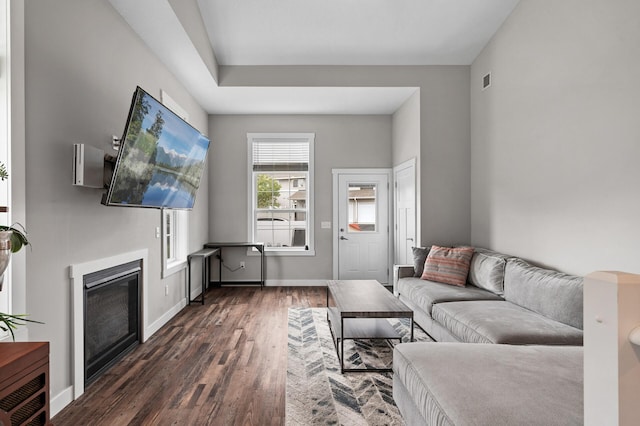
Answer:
[{"left": 83, "top": 259, "right": 141, "bottom": 385}]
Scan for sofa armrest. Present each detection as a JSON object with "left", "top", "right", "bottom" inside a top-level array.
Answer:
[
  {"left": 395, "top": 264, "right": 415, "bottom": 279},
  {"left": 394, "top": 264, "right": 416, "bottom": 296}
]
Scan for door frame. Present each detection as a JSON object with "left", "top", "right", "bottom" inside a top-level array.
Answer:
[
  {"left": 332, "top": 168, "right": 393, "bottom": 284},
  {"left": 393, "top": 158, "right": 418, "bottom": 264}
]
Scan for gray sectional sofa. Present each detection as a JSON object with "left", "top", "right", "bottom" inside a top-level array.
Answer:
[
  {"left": 394, "top": 247, "right": 584, "bottom": 344},
  {"left": 392, "top": 247, "right": 584, "bottom": 425}
]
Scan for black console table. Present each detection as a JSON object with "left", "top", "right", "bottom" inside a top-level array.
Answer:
[
  {"left": 204, "top": 242, "right": 265, "bottom": 289},
  {"left": 187, "top": 247, "right": 220, "bottom": 305}
]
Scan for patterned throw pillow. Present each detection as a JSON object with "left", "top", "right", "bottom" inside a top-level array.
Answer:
[{"left": 421, "top": 245, "right": 475, "bottom": 287}]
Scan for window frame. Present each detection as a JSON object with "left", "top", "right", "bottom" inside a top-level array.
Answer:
[
  {"left": 247, "top": 133, "right": 315, "bottom": 256},
  {"left": 0, "top": 2, "right": 13, "bottom": 335},
  {"left": 161, "top": 209, "right": 188, "bottom": 277}
]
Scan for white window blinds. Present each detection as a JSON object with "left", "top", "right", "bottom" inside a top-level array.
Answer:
[{"left": 252, "top": 141, "right": 310, "bottom": 172}]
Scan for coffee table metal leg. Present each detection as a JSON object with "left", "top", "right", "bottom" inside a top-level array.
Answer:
[
  {"left": 340, "top": 317, "right": 345, "bottom": 373},
  {"left": 411, "top": 316, "right": 414, "bottom": 342}
]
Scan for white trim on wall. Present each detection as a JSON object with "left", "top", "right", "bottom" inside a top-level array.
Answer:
[
  {"left": 0, "top": 0, "right": 12, "bottom": 335},
  {"left": 263, "top": 279, "right": 328, "bottom": 287},
  {"left": 393, "top": 157, "right": 417, "bottom": 264},
  {"left": 161, "top": 209, "right": 188, "bottom": 278}
]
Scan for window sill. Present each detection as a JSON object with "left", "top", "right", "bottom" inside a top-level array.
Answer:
[
  {"left": 163, "top": 259, "right": 187, "bottom": 278},
  {"left": 247, "top": 248, "right": 315, "bottom": 257}
]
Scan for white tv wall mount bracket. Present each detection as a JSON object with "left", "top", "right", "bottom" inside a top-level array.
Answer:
[
  {"left": 112, "top": 135, "right": 121, "bottom": 150},
  {"left": 73, "top": 134, "right": 122, "bottom": 188}
]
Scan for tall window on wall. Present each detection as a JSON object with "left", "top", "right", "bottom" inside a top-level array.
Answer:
[
  {"left": 248, "top": 133, "right": 315, "bottom": 255},
  {"left": 162, "top": 209, "right": 188, "bottom": 277},
  {"left": 160, "top": 90, "right": 189, "bottom": 277}
]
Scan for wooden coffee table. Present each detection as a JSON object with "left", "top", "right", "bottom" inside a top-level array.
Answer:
[{"left": 326, "top": 279, "right": 414, "bottom": 373}]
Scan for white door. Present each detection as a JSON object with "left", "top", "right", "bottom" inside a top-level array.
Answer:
[
  {"left": 334, "top": 171, "right": 390, "bottom": 283},
  {"left": 394, "top": 159, "right": 417, "bottom": 265}
]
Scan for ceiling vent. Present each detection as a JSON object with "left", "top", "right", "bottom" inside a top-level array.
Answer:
[{"left": 482, "top": 72, "right": 491, "bottom": 90}]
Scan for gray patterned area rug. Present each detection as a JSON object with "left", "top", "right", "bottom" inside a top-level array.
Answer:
[{"left": 286, "top": 307, "right": 432, "bottom": 425}]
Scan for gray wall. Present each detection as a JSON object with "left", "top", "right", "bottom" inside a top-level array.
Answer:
[
  {"left": 391, "top": 90, "right": 420, "bottom": 167},
  {"left": 208, "top": 114, "right": 391, "bottom": 281},
  {"left": 470, "top": 0, "right": 640, "bottom": 275},
  {"left": 24, "top": 0, "right": 209, "bottom": 400},
  {"left": 218, "top": 65, "right": 471, "bottom": 247}
]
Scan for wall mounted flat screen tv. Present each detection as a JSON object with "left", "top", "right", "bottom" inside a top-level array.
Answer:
[{"left": 102, "top": 87, "right": 210, "bottom": 209}]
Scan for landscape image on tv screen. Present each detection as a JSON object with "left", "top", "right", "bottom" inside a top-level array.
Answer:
[{"left": 107, "top": 87, "right": 210, "bottom": 209}]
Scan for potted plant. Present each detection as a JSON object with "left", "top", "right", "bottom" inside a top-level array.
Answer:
[
  {"left": 0, "top": 162, "right": 39, "bottom": 340},
  {"left": 0, "top": 222, "right": 30, "bottom": 287}
]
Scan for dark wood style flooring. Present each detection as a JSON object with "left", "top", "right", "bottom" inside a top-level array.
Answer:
[{"left": 52, "top": 286, "right": 327, "bottom": 426}]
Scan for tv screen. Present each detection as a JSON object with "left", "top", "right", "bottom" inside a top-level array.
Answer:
[{"left": 103, "top": 87, "right": 210, "bottom": 209}]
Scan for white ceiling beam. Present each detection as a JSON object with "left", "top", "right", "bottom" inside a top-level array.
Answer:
[
  {"left": 168, "top": 0, "right": 219, "bottom": 84},
  {"left": 108, "top": 0, "right": 219, "bottom": 111}
]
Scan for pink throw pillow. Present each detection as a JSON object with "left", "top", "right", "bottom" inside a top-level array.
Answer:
[{"left": 421, "top": 245, "right": 474, "bottom": 287}]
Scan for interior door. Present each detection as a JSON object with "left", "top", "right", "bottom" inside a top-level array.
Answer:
[
  {"left": 394, "top": 159, "right": 416, "bottom": 265},
  {"left": 336, "top": 172, "right": 389, "bottom": 283}
]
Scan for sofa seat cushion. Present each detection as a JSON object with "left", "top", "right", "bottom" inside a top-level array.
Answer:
[
  {"left": 393, "top": 343, "right": 583, "bottom": 426},
  {"left": 397, "top": 277, "right": 503, "bottom": 315},
  {"left": 432, "top": 300, "right": 583, "bottom": 345}
]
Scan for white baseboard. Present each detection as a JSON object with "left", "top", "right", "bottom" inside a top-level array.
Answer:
[
  {"left": 262, "top": 280, "right": 389, "bottom": 287},
  {"left": 144, "top": 298, "right": 187, "bottom": 340},
  {"left": 190, "top": 287, "right": 203, "bottom": 301},
  {"left": 264, "top": 279, "right": 328, "bottom": 286},
  {"left": 264, "top": 278, "right": 392, "bottom": 287},
  {"left": 51, "top": 386, "right": 74, "bottom": 417}
]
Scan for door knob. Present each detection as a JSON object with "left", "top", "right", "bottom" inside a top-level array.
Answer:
[
  {"left": 407, "top": 238, "right": 414, "bottom": 241},
  {"left": 340, "top": 236, "right": 349, "bottom": 240}
]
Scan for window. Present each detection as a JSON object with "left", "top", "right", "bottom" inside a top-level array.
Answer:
[
  {"left": 248, "top": 133, "right": 314, "bottom": 254},
  {"left": 159, "top": 90, "right": 190, "bottom": 277},
  {"left": 347, "top": 183, "right": 377, "bottom": 232},
  {"left": 162, "top": 209, "right": 188, "bottom": 277}
]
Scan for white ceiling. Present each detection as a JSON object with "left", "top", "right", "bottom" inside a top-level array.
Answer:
[
  {"left": 110, "top": 0, "right": 520, "bottom": 115},
  {"left": 198, "top": 0, "right": 520, "bottom": 66}
]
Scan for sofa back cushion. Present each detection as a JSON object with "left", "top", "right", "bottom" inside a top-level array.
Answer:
[
  {"left": 411, "top": 246, "right": 431, "bottom": 277},
  {"left": 467, "top": 248, "right": 510, "bottom": 295},
  {"left": 504, "top": 259, "right": 583, "bottom": 330}
]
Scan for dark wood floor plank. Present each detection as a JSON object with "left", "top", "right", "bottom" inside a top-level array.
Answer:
[{"left": 52, "top": 286, "right": 326, "bottom": 426}]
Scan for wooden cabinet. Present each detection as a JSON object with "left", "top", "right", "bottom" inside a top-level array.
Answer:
[{"left": 0, "top": 342, "right": 51, "bottom": 426}]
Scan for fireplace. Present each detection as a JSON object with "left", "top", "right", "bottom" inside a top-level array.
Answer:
[
  {"left": 70, "top": 249, "right": 148, "bottom": 399},
  {"left": 83, "top": 260, "right": 141, "bottom": 385}
]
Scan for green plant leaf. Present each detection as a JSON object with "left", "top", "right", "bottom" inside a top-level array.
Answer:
[
  {"left": 0, "top": 224, "right": 30, "bottom": 253},
  {"left": 0, "top": 313, "right": 42, "bottom": 341}
]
